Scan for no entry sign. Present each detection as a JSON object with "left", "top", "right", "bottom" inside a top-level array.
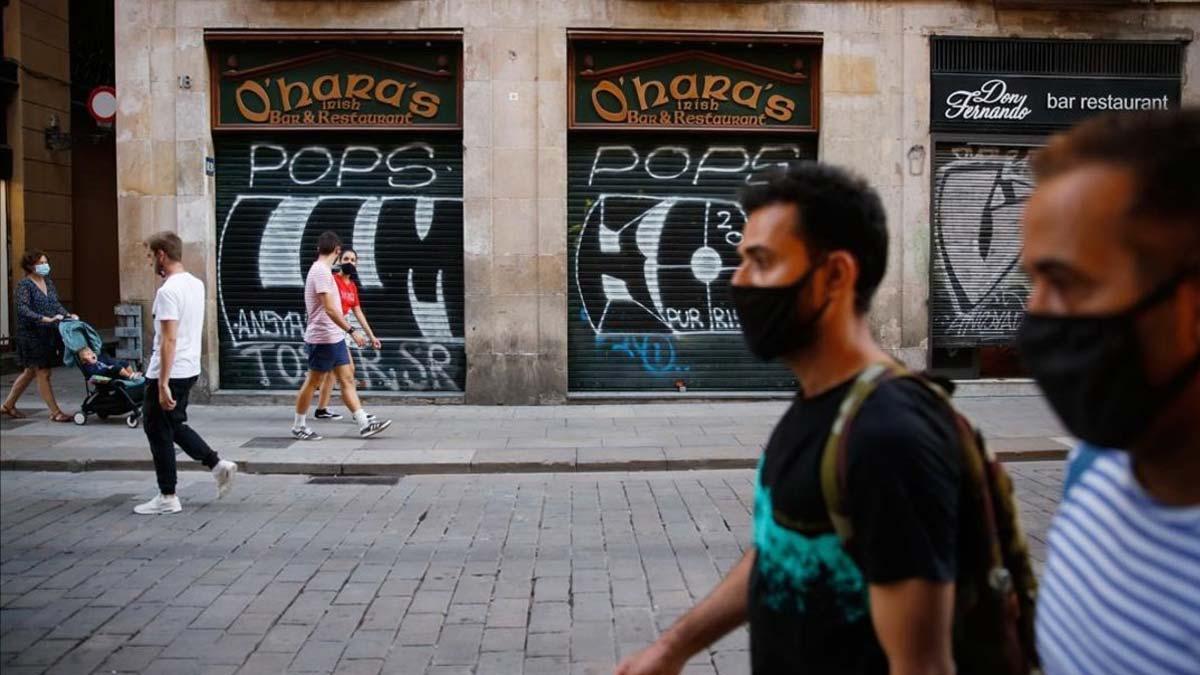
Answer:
[{"left": 87, "top": 86, "right": 117, "bottom": 125}]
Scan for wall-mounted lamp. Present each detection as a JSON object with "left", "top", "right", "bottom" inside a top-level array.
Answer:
[
  {"left": 907, "top": 144, "right": 926, "bottom": 176},
  {"left": 44, "top": 113, "right": 70, "bottom": 151}
]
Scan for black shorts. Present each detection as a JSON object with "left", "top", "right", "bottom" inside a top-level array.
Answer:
[{"left": 305, "top": 341, "right": 350, "bottom": 373}]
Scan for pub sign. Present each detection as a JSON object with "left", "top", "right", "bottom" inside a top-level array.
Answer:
[
  {"left": 569, "top": 34, "right": 821, "bottom": 133},
  {"left": 210, "top": 37, "right": 462, "bottom": 130}
]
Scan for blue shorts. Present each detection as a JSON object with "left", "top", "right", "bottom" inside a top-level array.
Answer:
[{"left": 305, "top": 341, "right": 350, "bottom": 373}]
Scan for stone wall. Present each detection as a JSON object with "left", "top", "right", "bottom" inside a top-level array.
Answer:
[
  {"left": 6, "top": 0, "right": 72, "bottom": 306},
  {"left": 113, "top": 0, "right": 1200, "bottom": 402}
]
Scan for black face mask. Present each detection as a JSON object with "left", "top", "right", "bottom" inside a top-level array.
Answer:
[
  {"left": 1017, "top": 272, "right": 1200, "bottom": 449},
  {"left": 338, "top": 263, "right": 357, "bottom": 279},
  {"left": 731, "top": 261, "right": 829, "bottom": 361}
]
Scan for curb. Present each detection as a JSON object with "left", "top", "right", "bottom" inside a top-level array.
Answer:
[{"left": 0, "top": 448, "right": 1067, "bottom": 476}]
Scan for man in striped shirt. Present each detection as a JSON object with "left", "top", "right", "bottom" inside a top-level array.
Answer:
[{"left": 1017, "top": 110, "right": 1200, "bottom": 675}]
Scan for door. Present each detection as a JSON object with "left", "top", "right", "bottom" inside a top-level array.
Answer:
[
  {"left": 930, "top": 142, "right": 1036, "bottom": 350},
  {"left": 214, "top": 134, "right": 465, "bottom": 392},
  {"left": 567, "top": 134, "right": 814, "bottom": 393}
]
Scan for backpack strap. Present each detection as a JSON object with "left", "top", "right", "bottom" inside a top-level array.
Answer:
[
  {"left": 820, "top": 361, "right": 907, "bottom": 543},
  {"left": 820, "top": 363, "right": 1007, "bottom": 582},
  {"left": 1063, "top": 444, "right": 1102, "bottom": 498}
]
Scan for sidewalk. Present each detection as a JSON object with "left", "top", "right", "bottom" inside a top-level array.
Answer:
[{"left": 0, "top": 367, "right": 1070, "bottom": 476}]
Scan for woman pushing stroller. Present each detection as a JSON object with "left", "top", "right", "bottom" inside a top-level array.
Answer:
[{"left": 1, "top": 250, "right": 77, "bottom": 421}]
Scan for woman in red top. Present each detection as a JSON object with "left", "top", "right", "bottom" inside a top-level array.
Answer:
[{"left": 315, "top": 248, "right": 382, "bottom": 420}]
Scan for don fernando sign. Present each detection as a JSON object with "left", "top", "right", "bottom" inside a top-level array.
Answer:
[
  {"left": 210, "top": 39, "right": 461, "bottom": 130},
  {"left": 931, "top": 73, "right": 1180, "bottom": 132},
  {"left": 569, "top": 35, "right": 821, "bottom": 133}
]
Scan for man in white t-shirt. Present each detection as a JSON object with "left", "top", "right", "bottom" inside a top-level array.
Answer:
[
  {"left": 290, "top": 231, "right": 391, "bottom": 441},
  {"left": 133, "top": 232, "right": 237, "bottom": 515}
]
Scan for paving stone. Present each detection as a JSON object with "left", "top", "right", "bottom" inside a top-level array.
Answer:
[
  {"left": 526, "top": 631, "right": 569, "bottom": 657},
  {"left": 342, "top": 630, "right": 393, "bottom": 660},
  {"left": 431, "top": 624, "right": 483, "bottom": 666},
  {"left": 571, "top": 620, "right": 615, "bottom": 664},
  {"left": 259, "top": 624, "right": 314, "bottom": 653},
  {"left": 445, "top": 603, "right": 488, "bottom": 625},
  {"left": 486, "top": 597, "right": 529, "bottom": 628},
  {"left": 290, "top": 641, "right": 345, "bottom": 673},
  {"left": 100, "top": 644, "right": 164, "bottom": 672},
  {"left": 467, "top": 649, "right": 516, "bottom": 671},
  {"left": 237, "top": 651, "right": 294, "bottom": 674},
  {"left": 12, "top": 638, "right": 79, "bottom": 666},
  {"left": 381, "top": 645, "right": 434, "bottom": 675},
  {"left": 333, "top": 658, "right": 384, "bottom": 675},
  {"left": 525, "top": 655, "right": 570, "bottom": 674},
  {"left": 397, "top": 613, "right": 443, "bottom": 646},
  {"left": 360, "top": 595, "right": 411, "bottom": 632},
  {"left": 481, "top": 626, "right": 525, "bottom": 652}
]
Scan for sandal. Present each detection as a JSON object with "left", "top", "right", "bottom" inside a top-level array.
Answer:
[
  {"left": 1, "top": 404, "right": 27, "bottom": 419},
  {"left": 49, "top": 411, "right": 72, "bottom": 423}
]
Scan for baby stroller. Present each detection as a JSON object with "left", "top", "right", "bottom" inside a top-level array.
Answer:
[{"left": 58, "top": 320, "right": 145, "bottom": 428}]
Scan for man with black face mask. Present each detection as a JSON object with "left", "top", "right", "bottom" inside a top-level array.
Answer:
[
  {"left": 616, "top": 164, "right": 963, "bottom": 675},
  {"left": 1017, "top": 110, "right": 1200, "bottom": 675}
]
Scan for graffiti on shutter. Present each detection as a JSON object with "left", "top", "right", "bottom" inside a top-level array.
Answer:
[
  {"left": 568, "top": 136, "right": 811, "bottom": 391},
  {"left": 216, "top": 136, "right": 464, "bottom": 391},
  {"left": 930, "top": 144, "right": 1034, "bottom": 346}
]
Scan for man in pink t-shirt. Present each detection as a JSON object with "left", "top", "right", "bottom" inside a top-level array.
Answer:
[{"left": 291, "top": 231, "right": 391, "bottom": 440}]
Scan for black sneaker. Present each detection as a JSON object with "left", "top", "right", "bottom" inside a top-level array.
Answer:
[
  {"left": 359, "top": 418, "right": 392, "bottom": 438},
  {"left": 314, "top": 408, "right": 343, "bottom": 420},
  {"left": 291, "top": 426, "right": 323, "bottom": 441}
]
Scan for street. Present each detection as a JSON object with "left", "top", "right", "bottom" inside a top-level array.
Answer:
[{"left": 0, "top": 465, "right": 1064, "bottom": 674}]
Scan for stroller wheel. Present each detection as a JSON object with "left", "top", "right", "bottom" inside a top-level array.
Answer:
[
  {"left": 73, "top": 412, "right": 87, "bottom": 426},
  {"left": 126, "top": 414, "right": 140, "bottom": 429}
]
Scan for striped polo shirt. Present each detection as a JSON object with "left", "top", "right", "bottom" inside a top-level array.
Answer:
[{"left": 1037, "top": 447, "right": 1200, "bottom": 675}]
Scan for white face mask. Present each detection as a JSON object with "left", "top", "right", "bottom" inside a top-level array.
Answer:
[{"left": 34, "top": 263, "right": 50, "bottom": 276}]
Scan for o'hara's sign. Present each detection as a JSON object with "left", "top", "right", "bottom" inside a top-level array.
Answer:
[
  {"left": 570, "top": 38, "right": 820, "bottom": 132},
  {"left": 211, "top": 42, "right": 461, "bottom": 130},
  {"left": 931, "top": 73, "right": 1179, "bottom": 131}
]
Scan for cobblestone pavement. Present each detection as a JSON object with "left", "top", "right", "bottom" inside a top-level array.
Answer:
[{"left": 0, "top": 464, "right": 1063, "bottom": 674}]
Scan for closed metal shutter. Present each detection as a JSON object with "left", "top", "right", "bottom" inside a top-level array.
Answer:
[
  {"left": 214, "top": 133, "right": 465, "bottom": 392},
  {"left": 930, "top": 143, "right": 1037, "bottom": 347},
  {"left": 567, "top": 134, "right": 814, "bottom": 393}
]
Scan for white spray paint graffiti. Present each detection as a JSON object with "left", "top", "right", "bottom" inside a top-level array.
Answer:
[
  {"left": 576, "top": 193, "right": 746, "bottom": 336},
  {"left": 587, "top": 143, "right": 803, "bottom": 187},
  {"left": 931, "top": 146, "right": 1033, "bottom": 342},
  {"left": 576, "top": 143, "right": 807, "bottom": 340}
]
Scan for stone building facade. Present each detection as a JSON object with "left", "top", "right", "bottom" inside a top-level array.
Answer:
[{"left": 112, "top": 0, "right": 1200, "bottom": 404}]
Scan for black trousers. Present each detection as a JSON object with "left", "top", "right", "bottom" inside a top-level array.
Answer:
[{"left": 143, "top": 376, "right": 219, "bottom": 495}]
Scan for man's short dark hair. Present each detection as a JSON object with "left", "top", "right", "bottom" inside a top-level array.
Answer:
[
  {"left": 317, "top": 231, "right": 341, "bottom": 256},
  {"left": 1032, "top": 109, "right": 1200, "bottom": 278},
  {"left": 740, "top": 162, "right": 888, "bottom": 314},
  {"left": 145, "top": 232, "right": 183, "bottom": 262}
]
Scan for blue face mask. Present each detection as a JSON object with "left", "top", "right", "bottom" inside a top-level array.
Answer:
[{"left": 34, "top": 263, "right": 50, "bottom": 276}]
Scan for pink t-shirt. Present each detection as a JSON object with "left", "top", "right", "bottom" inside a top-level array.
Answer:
[{"left": 304, "top": 260, "right": 344, "bottom": 344}]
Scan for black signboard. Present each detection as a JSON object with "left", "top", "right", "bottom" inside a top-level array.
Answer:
[{"left": 931, "top": 74, "right": 1180, "bottom": 132}]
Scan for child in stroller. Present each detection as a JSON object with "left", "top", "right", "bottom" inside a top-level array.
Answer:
[{"left": 58, "top": 319, "right": 145, "bottom": 427}]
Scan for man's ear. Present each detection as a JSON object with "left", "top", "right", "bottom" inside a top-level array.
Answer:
[{"left": 824, "top": 250, "right": 860, "bottom": 305}]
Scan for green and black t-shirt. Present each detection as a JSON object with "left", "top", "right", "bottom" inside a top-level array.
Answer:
[{"left": 749, "top": 374, "right": 962, "bottom": 674}]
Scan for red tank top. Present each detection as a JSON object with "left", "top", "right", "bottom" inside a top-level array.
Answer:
[{"left": 335, "top": 274, "right": 359, "bottom": 315}]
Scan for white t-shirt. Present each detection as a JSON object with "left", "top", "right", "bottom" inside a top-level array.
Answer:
[{"left": 146, "top": 271, "right": 205, "bottom": 379}]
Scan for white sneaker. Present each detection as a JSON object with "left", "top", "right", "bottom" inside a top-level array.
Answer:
[
  {"left": 134, "top": 494, "right": 182, "bottom": 515},
  {"left": 212, "top": 460, "right": 237, "bottom": 499},
  {"left": 292, "top": 426, "right": 322, "bottom": 441}
]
